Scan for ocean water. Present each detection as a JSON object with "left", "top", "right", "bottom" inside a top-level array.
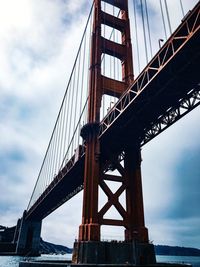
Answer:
[
  {"left": 156, "top": 255, "right": 200, "bottom": 267},
  {"left": 0, "top": 254, "right": 71, "bottom": 267},
  {"left": 0, "top": 255, "right": 200, "bottom": 267}
]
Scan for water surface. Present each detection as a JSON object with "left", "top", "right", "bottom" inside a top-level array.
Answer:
[
  {"left": 0, "top": 254, "right": 200, "bottom": 267},
  {"left": 0, "top": 254, "right": 71, "bottom": 267},
  {"left": 156, "top": 255, "right": 200, "bottom": 267}
]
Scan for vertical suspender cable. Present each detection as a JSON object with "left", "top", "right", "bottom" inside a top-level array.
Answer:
[
  {"left": 60, "top": 93, "right": 67, "bottom": 166},
  {"left": 61, "top": 99, "right": 88, "bottom": 167},
  {"left": 116, "top": 31, "right": 120, "bottom": 81},
  {"left": 55, "top": 104, "right": 64, "bottom": 173},
  {"left": 69, "top": 63, "right": 77, "bottom": 157},
  {"left": 57, "top": 104, "right": 64, "bottom": 171},
  {"left": 133, "top": 0, "right": 141, "bottom": 74},
  {"left": 86, "top": 10, "right": 93, "bottom": 123},
  {"left": 113, "top": 5, "right": 117, "bottom": 104},
  {"left": 113, "top": 5, "right": 116, "bottom": 81},
  {"left": 51, "top": 124, "right": 58, "bottom": 178},
  {"left": 108, "top": 4, "right": 112, "bottom": 108},
  {"left": 55, "top": 112, "right": 62, "bottom": 176},
  {"left": 164, "top": 0, "right": 172, "bottom": 35},
  {"left": 159, "top": 0, "right": 167, "bottom": 40},
  {"left": 63, "top": 82, "right": 72, "bottom": 165},
  {"left": 144, "top": 0, "right": 153, "bottom": 58},
  {"left": 72, "top": 46, "right": 81, "bottom": 153},
  {"left": 44, "top": 145, "right": 50, "bottom": 188},
  {"left": 27, "top": 1, "right": 95, "bottom": 210},
  {"left": 109, "top": 10, "right": 112, "bottom": 108},
  {"left": 102, "top": 2, "right": 106, "bottom": 119},
  {"left": 180, "top": 0, "right": 185, "bottom": 17},
  {"left": 78, "top": 32, "right": 87, "bottom": 146},
  {"left": 47, "top": 134, "right": 54, "bottom": 185},
  {"left": 140, "top": 0, "right": 149, "bottom": 64}
]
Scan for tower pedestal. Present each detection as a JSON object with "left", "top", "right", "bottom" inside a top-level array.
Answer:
[
  {"left": 16, "top": 211, "right": 41, "bottom": 256},
  {"left": 72, "top": 241, "right": 156, "bottom": 265}
]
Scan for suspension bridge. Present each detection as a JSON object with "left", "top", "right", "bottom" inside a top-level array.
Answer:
[{"left": 3, "top": 0, "right": 200, "bottom": 265}]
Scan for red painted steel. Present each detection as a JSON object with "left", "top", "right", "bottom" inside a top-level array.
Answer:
[{"left": 78, "top": 0, "right": 149, "bottom": 243}]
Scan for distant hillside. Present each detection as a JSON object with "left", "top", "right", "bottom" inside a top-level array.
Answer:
[
  {"left": 1, "top": 225, "right": 200, "bottom": 256},
  {"left": 0, "top": 225, "right": 72, "bottom": 255},
  {"left": 40, "top": 241, "right": 200, "bottom": 256},
  {"left": 40, "top": 239, "right": 72, "bottom": 254},
  {"left": 155, "top": 245, "right": 200, "bottom": 256}
]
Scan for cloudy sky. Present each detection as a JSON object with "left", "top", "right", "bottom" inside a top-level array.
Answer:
[{"left": 0, "top": 0, "right": 199, "bottom": 249}]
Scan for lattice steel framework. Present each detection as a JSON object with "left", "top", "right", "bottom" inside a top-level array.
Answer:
[
  {"left": 141, "top": 85, "right": 200, "bottom": 145},
  {"left": 99, "top": 3, "right": 200, "bottom": 138}
]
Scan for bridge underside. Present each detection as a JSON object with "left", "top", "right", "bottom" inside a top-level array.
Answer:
[
  {"left": 26, "top": 2, "right": 200, "bottom": 222},
  {"left": 26, "top": 155, "right": 84, "bottom": 220},
  {"left": 101, "top": 23, "right": 200, "bottom": 153}
]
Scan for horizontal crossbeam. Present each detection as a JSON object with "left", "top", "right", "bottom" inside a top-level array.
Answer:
[
  {"left": 102, "top": 0, "right": 126, "bottom": 10},
  {"left": 101, "top": 37, "right": 126, "bottom": 60},
  {"left": 102, "top": 75, "right": 126, "bottom": 97},
  {"left": 101, "top": 11, "right": 125, "bottom": 32}
]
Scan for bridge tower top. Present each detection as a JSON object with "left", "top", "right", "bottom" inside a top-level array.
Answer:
[{"left": 87, "top": 0, "right": 134, "bottom": 123}]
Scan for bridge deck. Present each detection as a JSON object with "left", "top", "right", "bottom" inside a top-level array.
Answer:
[{"left": 26, "top": 2, "right": 200, "bottom": 220}]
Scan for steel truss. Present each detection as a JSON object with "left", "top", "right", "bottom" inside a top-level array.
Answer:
[
  {"left": 141, "top": 85, "right": 200, "bottom": 145},
  {"left": 99, "top": 2, "right": 200, "bottom": 138}
]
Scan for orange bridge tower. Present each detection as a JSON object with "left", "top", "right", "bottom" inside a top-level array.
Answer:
[{"left": 72, "top": 0, "right": 156, "bottom": 264}]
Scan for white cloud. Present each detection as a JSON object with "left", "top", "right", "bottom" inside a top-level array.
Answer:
[
  {"left": 0, "top": 0, "right": 89, "bottom": 229},
  {"left": 42, "top": 192, "right": 83, "bottom": 246},
  {"left": 142, "top": 106, "right": 200, "bottom": 248},
  {"left": 0, "top": 0, "right": 199, "bottom": 250}
]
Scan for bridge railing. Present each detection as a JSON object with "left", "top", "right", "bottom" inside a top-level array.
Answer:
[{"left": 27, "top": 145, "right": 85, "bottom": 217}]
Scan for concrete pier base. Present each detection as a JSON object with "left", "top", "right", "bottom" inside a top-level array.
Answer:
[
  {"left": 72, "top": 241, "right": 156, "bottom": 265},
  {"left": 0, "top": 242, "right": 16, "bottom": 253},
  {"left": 16, "top": 211, "right": 42, "bottom": 256}
]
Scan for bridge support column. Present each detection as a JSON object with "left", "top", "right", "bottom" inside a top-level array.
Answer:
[
  {"left": 13, "top": 218, "right": 21, "bottom": 243},
  {"left": 124, "top": 147, "right": 149, "bottom": 242},
  {"left": 16, "top": 211, "right": 42, "bottom": 256},
  {"left": 124, "top": 146, "right": 156, "bottom": 265},
  {"left": 77, "top": 122, "right": 101, "bottom": 242},
  {"left": 72, "top": 144, "right": 156, "bottom": 265},
  {"left": 72, "top": 0, "right": 155, "bottom": 264}
]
